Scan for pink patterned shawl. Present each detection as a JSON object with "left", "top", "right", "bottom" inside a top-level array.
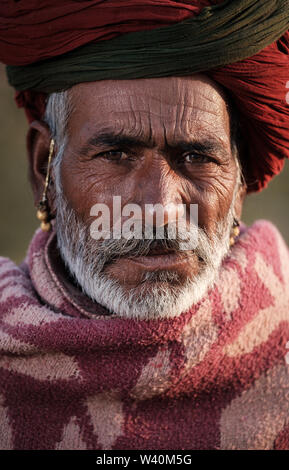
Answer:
[{"left": 0, "top": 220, "right": 289, "bottom": 450}]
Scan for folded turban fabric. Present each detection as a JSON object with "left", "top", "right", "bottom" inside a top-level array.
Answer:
[{"left": 0, "top": 0, "right": 289, "bottom": 192}]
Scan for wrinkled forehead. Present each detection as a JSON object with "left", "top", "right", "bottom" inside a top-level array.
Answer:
[{"left": 67, "top": 75, "right": 231, "bottom": 145}]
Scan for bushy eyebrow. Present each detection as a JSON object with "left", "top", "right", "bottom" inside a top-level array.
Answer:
[
  {"left": 78, "top": 130, "right": 228, "bottom": 159},
  {"left": 166, "top": 139, "right": 227, "bottom": 158},
  {"left": 79, "top": 132, "right": 154, "bottom": 155}
]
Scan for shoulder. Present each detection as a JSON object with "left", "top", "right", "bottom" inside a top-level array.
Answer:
[
  {"left": 239, "top": 219, "right": 289, "bottom": 254},
  {"left": 0, "top": 256, "right": 18, "bottom": 276},
  {"left": 0, "top": 256, "right": 30, "bottom": 305}
]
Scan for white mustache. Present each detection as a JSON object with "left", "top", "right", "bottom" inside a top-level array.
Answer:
[
  {"left": 53, "top": 190, "right": 235, "bottom": 320},
  {"left": 56, "top": 198, "right": 226, "bottom": 275}
]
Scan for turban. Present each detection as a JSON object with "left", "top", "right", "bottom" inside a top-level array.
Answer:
[{"left": 0, "top": 0, "right": 289, "bottom": 192}]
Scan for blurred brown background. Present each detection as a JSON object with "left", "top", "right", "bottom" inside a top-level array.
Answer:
[{"left": 0, "top": 64, "right": 288, "bottom": 264}]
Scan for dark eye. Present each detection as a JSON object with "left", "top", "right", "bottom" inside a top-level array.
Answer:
[
  {"left": 97, "top": 150, "right": 125, "bottom": 161},
  {"left": 184, "top": 153, "right": 211, "bottom": 164}
]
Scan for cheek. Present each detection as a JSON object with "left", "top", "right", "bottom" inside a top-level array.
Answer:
[
  {"left": 186, "top": 167, "right": 237, "bottom": 231},
  {"left": 59, "top": 158, "right": 136, "bottom": 222},
  {"left": 60, "top": 160, "right": 110, "bottom": 218}
]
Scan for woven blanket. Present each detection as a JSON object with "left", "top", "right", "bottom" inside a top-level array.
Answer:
[{"left": 0, "top": 220, "right": 289, "bottom": 450}]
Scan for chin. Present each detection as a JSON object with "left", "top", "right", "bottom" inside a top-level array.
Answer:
[{"left": 74, "top": 263, "right": 219, "bottom": 321}]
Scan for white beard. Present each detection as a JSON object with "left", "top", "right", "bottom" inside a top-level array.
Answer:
[{"left": 54, "top": 186, "right": 236, "bottom": 320}]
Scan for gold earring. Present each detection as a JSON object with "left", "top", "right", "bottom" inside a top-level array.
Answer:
[
  {"left": 230, "top": 218, "right": 240, "bottom": 247},
  {"left": 36, "top": 139, "right": 54, "bottom": 232}
]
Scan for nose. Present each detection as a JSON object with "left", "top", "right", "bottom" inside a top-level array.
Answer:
[
  {"left": 135, "top": 157, "right": 184, "bottom": 228},
  {"left": 144, "top": 201, "right": 184, "bottom": 227}
]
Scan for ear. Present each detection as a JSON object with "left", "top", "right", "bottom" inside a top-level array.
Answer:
[
  {"left": 27, "top": 120, "right": 57, "bottom": 217},
  {"left": 233, "top": 175, "right": 247, "bottom": 222}
]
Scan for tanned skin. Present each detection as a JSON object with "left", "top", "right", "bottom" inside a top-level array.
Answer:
[{"left": 27, "top": 75, "right": 246, "bottom": 289}]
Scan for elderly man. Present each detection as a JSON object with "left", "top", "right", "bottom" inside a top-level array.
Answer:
[{"left": 0, "top": 0, "right": 289, "bottom": 451}]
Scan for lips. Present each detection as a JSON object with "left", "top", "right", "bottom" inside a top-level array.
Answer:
[
  {"left": 140, "top": 247, "right": 176, "bottom": 256},
  {"left": 127, "top": 250, "right": 191, "bottom": 270}
]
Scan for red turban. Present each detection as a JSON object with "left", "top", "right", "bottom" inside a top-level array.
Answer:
[{"left": 1, "top": 0, "right": 289, "bottom": 192}]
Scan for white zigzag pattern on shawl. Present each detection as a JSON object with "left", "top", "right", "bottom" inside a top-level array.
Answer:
[
  {"left": 174, "top": 240, "right": 248, "bottom": 377},
  {"left": 220, "top": 363, "right": 289, "bottom": 450},
  {"left": 56, "top": 417, "right": 87, "bottom": 450},
  {"left": 275, "top": 226, "right": 289, "bottom": 292},
  {"left": 130, "top": 346, "right": 172, "bottom": 400},
  {"left": 181, "top": 297, "right": 219, "bottom": 371},
  {"left": 86, "top": 393, "right": 124, "bottom": 450},
  {"left": 0, "top": 259, "right": 15, "bottom": 276},
  {"left": 229, "top": 243, "right": 249, "bottom": 273},
  {"left": 131, "top": 299, "right": 219, "bottom": 399},
  {"left": 0, "top": 352, "right": 81, "bottom": 381},
  {"left": 0, "top": 394, "right": 13, "bottom": 449},
  {"left": 0, "top": 329, "right": 40, "bottom": 355},
  {"left": 218, "top": 266, "right": 241, "bottom": 321},
  {"left": 0, "top": 282, "right": 35, "bottom": 304},
  {"left": 0, "top": 270, "right": 24, "bottom": 288},
  {"left": 223, "top": 234, "right": 289, "bottom": 357},
  {"left": 0, "top": 262, "right": 36, "bottom": 304},
  {"left": 3, "top": 300, "right": 66, "bottom": 327}
]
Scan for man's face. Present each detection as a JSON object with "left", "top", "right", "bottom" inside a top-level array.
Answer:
[
  {"left": 61, "top": 76, "right": 240, "bottom": 270},
  {"left": 33, "top": 74, "right": 245, "bottom": 319}
]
